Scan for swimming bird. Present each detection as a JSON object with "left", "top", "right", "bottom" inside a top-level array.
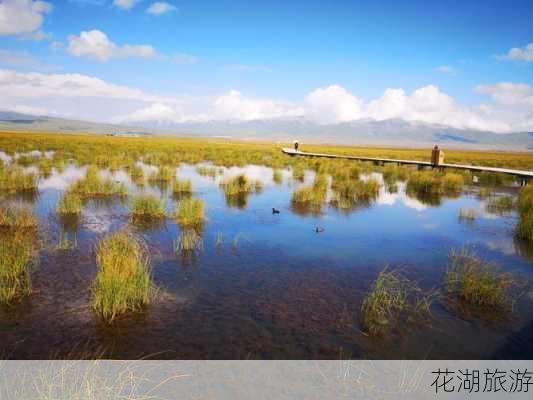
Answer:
[
  {"left": 315, "top": 226, "right": 325, "bottom": 233},
  {"left": 272, "top": 208, "right": 280, "bottom": 214}
]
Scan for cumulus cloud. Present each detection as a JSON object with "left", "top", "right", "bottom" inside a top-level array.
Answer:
[
  {"left": 304, "top": 85, "right": 363, "bottom": 123},
  {"left": 212, "top": 90, "right": 304, "bottom": 121},
  {"left": 1, "top": 67, "right": 531, "bottom": 133},
  {"left": 497, "top": 43, "right": 533, "bottom": 62},
  {"left": 0, "top": 0, "right": 52, "bottom": 36},
  {"left": 147, "top": 2, "right": 177, "bottom": 15},
  {"left": 0, "top": 48, "right": 48, "bottom": 70},
  {"left": 67, "top": 30, "right": 158, "bottom": 61},
  {"left": 113, "top": 0, "right": 137, "bottom": 9}
]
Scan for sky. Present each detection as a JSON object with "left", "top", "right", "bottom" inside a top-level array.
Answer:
[{"left": 0, "top": 0, "right": 532, "bottom": 132}]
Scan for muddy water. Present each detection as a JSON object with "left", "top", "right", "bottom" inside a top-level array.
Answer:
[{"left": 1, "top": 161, "right": 533, "bottom": 359}]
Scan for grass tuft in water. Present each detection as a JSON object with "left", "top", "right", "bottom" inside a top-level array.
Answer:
[
  {"left": 149, "top": 166, "right": 175, "bottom": 182},
  {"left": 57, "top": 192, "right": 82, "bottom": 216},
  {"left": 92, "top": 231, "right": 153, "bottom": 323},
  {"left": 458, "top": 207, "right": 477, "bottom": 222},
  {"left": 516, "top": 186, "right": 533, "bottom": 241},
  {"left": 444, "top": 248, "right": 524, "bottom": 315},
  {"left": 174, "top": 228, "right": 203, "bottom": 253},
  {"left": 172, "top": 177, "right": 192, "bottom": 194},
  {"left": 69, "top": 166, "right": 127, "bottom": 198},
  {"left": 361, "top": 267, "right": 433, "bottom": 336},
  {"left": 130, "top": 194, "right": 166, "bottom": 220},
  {"left": 0, "top": 231, "right": 36, "bottom": 304},
  {"left": 174, "top": 198, "right": 205, "bottom": 227},
  {"left": 272, "top": 169, "right": 283, "bottom": 185},
  {"left": 0, "top": 166, "right": 38, "bottom": 193},
  {"left": 220, "top": 174, "right": 254, "bottom": 196},
  {"left": 486, "top": 195, "right": 514, "bottom": 214}
]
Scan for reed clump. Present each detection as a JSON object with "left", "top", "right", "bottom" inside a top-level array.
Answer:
[
  {"left": 486, "top": 195, "right": 515, "bottom": 214},
  {"left": 442, "top": 173, "right": 465, "bottom": 193},
  {"left": 0, "top": 166, "right": 38, "bottom": 193},
  {"left": 57, "top": 192, "right": 82, "bottom": 216},
  {"left": 174, "top": 198, "right": 205, "bottom": 227},
  {"left": 291, "top": 174, "right": 329, "bottom": 212},
  {"left": 92, "top": 231, "right": 153, "bottom": 323},
  {"left": 196, "top": 165, "right": 218, "bottom": 178},
  {"left": 174, "top": 228, "right": 203, "bottom": 253},
  {"left": 172, "top": 177, "right": 192, "bottom": 194},
  {"left": 130, "top": 194, "right": 166, "bottom": 220},
  {"left": 516, "top": 186, "right": 533, "bottom": 241},
  {"left": 0, "top": 231, "right": 36, "bottom": 304},
  {"left": 272, "top": 169, "right": 283, "bottom": 185},
  {"left": 0, "top": 203, "right": 38, "bottom": 229},
  {"left": 69, "top": 166, "right": 127, "bottom": 198},
  {"left": 149, "top": 165, "right": 175, "bottom": 182},
  {"left": 444, "top": 248, "right": 523, "bottom": 314},
  {"left": 220, "top": 174, "right": 255, "bottom": 196},
  {"left": 130, "top": 165, "right": 145, "bottom": 185},
  {"left": 361, "top": 268, "right": 433, "bottom": 336}
]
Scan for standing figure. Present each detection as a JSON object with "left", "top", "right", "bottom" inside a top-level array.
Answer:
[{"left": 294, "top": 140, "right": 299, "bottom": 152}]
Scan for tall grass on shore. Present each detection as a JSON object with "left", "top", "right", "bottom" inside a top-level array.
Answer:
[
  {"left": 57, "top": 192, "right": 82, "bottom": 216},
  {"left": 0, "top": 203, "right": 38, "bottom": 229},
  {"left": 0, "top": 166, "right": 38, "bottom": 193},
  {"left": 361, "top": 267, "right": 433, "bottom": 336},
  {"left": 0, "top": 231, "right": 36, "bottom": 304},
  {"left": 173, "top": 198, "right": 205, "bottom": 227},
  {"left": 516, "top": 186, "right": 533, "bottom": 241},
  {"left": 69, "top": 166, "right": 127, "bottom": 198},
  {"left": 130, "top": 194, "right": 166, "bottom": 221},
  {"left": 444, "top": 248, "right": 524, "bottom": 316},
  {"left": 92, "top": 231, "right": 153, "bottom": 323}
]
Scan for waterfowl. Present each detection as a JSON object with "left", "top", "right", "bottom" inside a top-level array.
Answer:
[
  {"left": 315, "top": 226, "right": 325, "bottom": 233},
  {"left": 272, "top": 208, "right": 280, "bottom": 214}
]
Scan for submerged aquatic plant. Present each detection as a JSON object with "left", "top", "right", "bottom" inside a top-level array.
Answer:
[
  {"left": 174, "top": 198, "right": 205, "bottom": 227},
  {"left": 174, "top": 228, "right": 203, "bottom": 253},
  {"left": 361, "top": 267, "right": 433, "bottom": 336},
  {"left": 458, "top": 207, "right": 477, "bottom": 222},
  {"left": 92, "top": 231, "right": 153, "bottom": 323},
  {"left": 0, "top": 231, "right": 36, "bottom": 304},
  {"left": 444, "top": 248, "right": 524, "bottom": 315}
]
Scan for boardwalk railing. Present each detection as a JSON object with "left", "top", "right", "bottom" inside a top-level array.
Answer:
[{"left": 281, "top": 148, "right": 532, "bottom": 185}]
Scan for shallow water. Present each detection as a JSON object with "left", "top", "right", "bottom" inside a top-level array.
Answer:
[{"left": 1, "top": 161, "right": 533, "bottom": 359}]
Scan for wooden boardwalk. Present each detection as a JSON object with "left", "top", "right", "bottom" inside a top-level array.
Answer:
[{"left": 282, "top": 148, "right": 533, "bottom": 184}]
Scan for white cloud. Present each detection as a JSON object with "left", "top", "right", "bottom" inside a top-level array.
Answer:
[
  {"left": 1, "top": 66, "right": 531, "bottom": 133},
  {"left": 435, "top": 65, "right": 457, "bottom": 74},
  {"left": 0, "top": 48, "right": 45, "bottom": 70},
  {"left": 304, "top": 85, "right": 363, "bottom": 124},
  {"left": 173, "top": 53, "right": 198, "bottom": 64},
  {"left": 0, "top": 0, "right": 52, "bottom": 36},
  {"left": 212, "top": 90, "right": 304, "bottom": 121},
  {"left": 113, "top": 0, "right": 137, "bottom": 10},
  {"left": 497, "top": 43, "right": 533, "bottom": 62},
  {"left": 147, "top": 2, "right": 176, "bottom": 15},
  {"left": 67, "top": 30, "right": 158, "bottom": 61}
]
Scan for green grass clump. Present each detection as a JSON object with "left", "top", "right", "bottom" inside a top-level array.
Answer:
[
  {"left": 130, "top": 194, "right": 166, "bottom": 220},
  {"left": 220, "top": 174, "right": 253, "bottom": 196},
  {"left": 174, "top": 198, "right": 205, "bottom": 227},
  {"left": 330, "top": 178, "right": 381, "bottom": 210},
  {"left": 382, "top": 164, "right": 410, "bottom": 184},
  {"left": 172, "top": 177, "right": 192, "bottom": 194},
  {"left": 0, "top": 166, "right": 38, "bottom": 193},
  {"left": 0, "top": 203, "right": 38, "bottom": 229},
  {"left": 57, "top": 192, "right": 82, "bottom": 216},
  {"left": 0, "top": 232, "right": 36, "bottom": 304},
  {"left": 445, "top": 248, "right": 523, "bottom": 314},
  {"left": 92, "top": 231, "right": 153, "bottom": 323},
  {"left": 442, "top": 173, "right": 465, "bottom": 193},
  {"left": 149, "top": 166, "right": 175, "bottom": 182},
  {"left": 291, "top": 164, "right": 305, "bottom": 181},
  {"left": 196, "top": 165, "right": 218, "bottom": 177},
  {"left": 406, "top": 170, "right": 442, "bottom": 195},
  {"left": 291, "top": 174, "right": 329, "bottom": 212},
  {"left": 361, "top": 268, "right": 433, "bottom": 336},
  {"left": 516, "top": 186, "right": 533, "bottom": 241},
  {"left": 130, "top": 165, "right": 145, "bottom": 185},
  {"left": 69, "top": 167, "right": 127, "bottom": 198}
]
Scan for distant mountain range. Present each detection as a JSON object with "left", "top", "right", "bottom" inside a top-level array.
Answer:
[{"left": 1, "top": 111, "right": 532, "bottom": 151}]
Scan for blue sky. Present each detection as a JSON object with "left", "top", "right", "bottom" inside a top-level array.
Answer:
[{"left": 0, "top": 0, "right": 532, "bottom": 132}]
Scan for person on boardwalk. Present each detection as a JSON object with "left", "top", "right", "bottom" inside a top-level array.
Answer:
[{"left": 293, "top": 140, "right": 299, "bottom": 152}]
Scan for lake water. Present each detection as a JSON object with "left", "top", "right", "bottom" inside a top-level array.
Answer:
[{"left": 1, "top": 160, "right": 532, "bottom": 359}]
